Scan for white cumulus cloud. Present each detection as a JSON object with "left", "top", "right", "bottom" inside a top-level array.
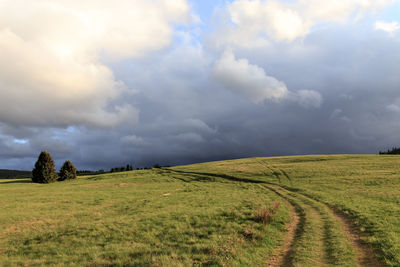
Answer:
[
  {"left": 209, "top": 0, "right": 394, "bottom": 48},
  {"left": 0, "top": 0, "right": 190, "bottom": 128},
  {"left": 212, "top": 50, "right": 322, "bottom": 107},
  {"left": 228, "top": 0, "right": 309, "bottom": 42},
  {"left": 212, "top": 50, "right": 289, "bottom": 103}
]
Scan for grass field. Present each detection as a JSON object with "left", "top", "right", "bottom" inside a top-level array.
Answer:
[
  {"left": 0, "top": 169, "right": 289, "bottom": 266},
  {"left": 174, "top": 154, "right": 400, "bottom": 266},
  {"left": 1, "top": 154, "right": 399, "bottom": 266}
]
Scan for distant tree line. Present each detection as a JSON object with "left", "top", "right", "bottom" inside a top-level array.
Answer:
[
  {"left": 110, "top": 164, "right": 133, "bottom": 173},
  {"left": 379, "top": 147, "right": 400, "bottom": 155},
  {"left": 0, "top": 169, "right": 31, "bottom": 179},
  {"left": 109, "top": 163, "right": 166, "bottom": 172}
]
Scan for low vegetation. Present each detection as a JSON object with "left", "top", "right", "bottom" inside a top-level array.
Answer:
[
  {"left": 254, "top": 201, "right": 281, "bottom": 225},
  {"left": 0, "top": 168, "right": 289, "bottom": 266},
  {"left": 1, "top": 154, "right": 399, "bottom": 266},
  {"left": 175, "top": 154, "right": 400, "bottom": 266}
]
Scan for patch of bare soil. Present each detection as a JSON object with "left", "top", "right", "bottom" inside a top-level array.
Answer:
[{"left": 114, "top": 182, "right": 130, "bottom": 187}]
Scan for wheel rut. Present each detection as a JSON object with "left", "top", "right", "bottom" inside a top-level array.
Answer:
[
  {"left": 265, "top": 182, "right": 384, "bottom": 266},
  {"left": 257, "top": 160, "right": 292, "bottom": 185},
  {"left": 164, "top": 167, "right": 385, "bottom": 266},
  {"left": 332, "top": 209, "right": 385, "bottom": 267},
  {"left": 259, "top": 162, "right": 386, "bottom": 266},
  {"left": 265, "top": 185, "right": 328, "bottom": 267},
  {"left": 265, "top": 188, "right": 300, "bottom": 267}
]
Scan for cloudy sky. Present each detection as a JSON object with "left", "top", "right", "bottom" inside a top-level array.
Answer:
[{"left": 1, "top": 0, "right": 400, "bottom": 170}]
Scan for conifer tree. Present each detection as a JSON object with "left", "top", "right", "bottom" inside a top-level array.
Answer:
[
  {"left": 59, "top": 160, "right": 77, "bottom": 181},
  {"left": 32, "top": 151, "right": 58, "bottom": 183}
]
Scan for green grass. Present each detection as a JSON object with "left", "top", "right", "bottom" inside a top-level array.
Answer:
[
  {"left": 1, "top": 154, "right": 400, "bottom": 266},
  {"left": 0, "top": 169, "right": 289, "bottom": 266},
  {"left": 174, "top": 154, "right": 400, "bottom": 266}
]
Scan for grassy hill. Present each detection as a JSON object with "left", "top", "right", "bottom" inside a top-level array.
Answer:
[{"left": 0, "top": 155, "right": 399, "bottom": 266}]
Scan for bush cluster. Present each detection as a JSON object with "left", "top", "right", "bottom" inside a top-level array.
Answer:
[{"left": 32, "top": 151, "right": 77, "bottom": 183}]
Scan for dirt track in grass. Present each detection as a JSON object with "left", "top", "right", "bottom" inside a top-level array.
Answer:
[
  {"left": 265, "top": 182, "right": 384, "bottom": 267},
  {"left": 266, "top": 197, "right": 299, "bottom": 267}
]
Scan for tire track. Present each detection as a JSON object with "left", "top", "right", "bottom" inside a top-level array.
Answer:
[
  {"left": 260, "top": 161, "right": 384, "bottom": 266},
  {"left": 265, "top": 185, "right": 329, "bottom": 266},
  {"left": 332, "top": 209, "right": 385, "bottom": 267},
  {"left": 256, "top": 160, "right": 292, "bottom": 185},
  {"left": 264, "top": 187, "right": 301, "bottom": 267},
  {"left": 267, "top": 182, "right": 384, "bottom": 266},
  {"left": 165, "top": 167, "right": 384, "bottom": 266}
]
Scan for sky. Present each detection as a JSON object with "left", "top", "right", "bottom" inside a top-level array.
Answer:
[{"left": 1, "top": 0, "right": 400, "bottom": 171}]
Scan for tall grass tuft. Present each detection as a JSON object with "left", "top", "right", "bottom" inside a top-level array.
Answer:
[{"left": 255, "top": 201, "right": 281, "bottom": 225}]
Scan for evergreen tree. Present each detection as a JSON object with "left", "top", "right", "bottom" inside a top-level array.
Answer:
[
  {"left": 32, "top": 151, "right": 58, "bottom": 183},
  {"left": 59, "top": 160, "right": 77, "bottom": 181},
  {"left": 126, "top": 164, "right": 132, "bottom": 171}
]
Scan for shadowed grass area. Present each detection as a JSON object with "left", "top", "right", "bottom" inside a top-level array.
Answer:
[{"left": 0, "top": 169, "right": 289, "bottom": 266}]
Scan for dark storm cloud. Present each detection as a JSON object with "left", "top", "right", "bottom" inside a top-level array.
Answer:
[{"left": 106, "top": 22, "right": 400, "bottom": 169}]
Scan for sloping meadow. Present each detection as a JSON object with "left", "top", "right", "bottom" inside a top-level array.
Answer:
[
  {"left": 0, "top": 168, "right": 288, "bottom": 266},
  {"left": 1, "top": 154, "right": 399, "bottom": 266},
  {"left": 174, "top": 154, "right": 400, "bottom": 266}
]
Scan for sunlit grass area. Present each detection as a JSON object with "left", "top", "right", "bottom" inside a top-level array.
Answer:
[
  {"left": 2, "top": 154, "right": 400, "bottom": 266},
  {"left": 0, "top": 169, "right": 288, "bottom": 266},
  {"left": 175, "top": 154, "right": 400, "bottom": 266}
]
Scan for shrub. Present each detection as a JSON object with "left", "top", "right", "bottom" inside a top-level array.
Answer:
[
  {"left": 59, "top": 160, "right": 77, "bottom": 181},
  {"left": 255, "top": 207, "right": 271, "bottom": 224},
  {"left": 32, "top": 151, "right": 58, "bottom": 183},
  {"left": 254, "top": 201, "right": 281, "bottom": 225}
]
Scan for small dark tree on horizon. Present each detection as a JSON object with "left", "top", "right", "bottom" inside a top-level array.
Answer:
[
  {"left": 379, "top": 147, "right": 400, "bottom": 155},
  {"left": 59, "top": 160, "right": 77, "bottom": 181},
  {"left": 32, "top": 151, "right": 58, "bottom": 183}
]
